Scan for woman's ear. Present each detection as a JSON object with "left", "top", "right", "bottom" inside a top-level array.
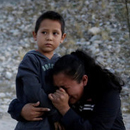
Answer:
[
  {"left": 82, "top": 75, "right": 88, "bottom": 86},
  {"left": 32, "top": 31, "right": 37, "bottom": 41}
]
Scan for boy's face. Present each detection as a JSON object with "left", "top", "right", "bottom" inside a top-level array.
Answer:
[{"left": 33, "top": 19, "right": 66, "bottom": 58}]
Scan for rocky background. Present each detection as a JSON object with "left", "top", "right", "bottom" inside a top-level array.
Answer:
[{"left": 0, "top": 0, "right": 130, "bottom": 129}]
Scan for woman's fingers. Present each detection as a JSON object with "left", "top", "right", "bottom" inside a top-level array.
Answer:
[
  {"left": 54, "top": 122, "right": 65, "bottom": 130},
  {"left": 48, "top": 93, "right": 61, "bottom": 101},
  {"left": 48, "top": 93, "right": 56, "bottom": 100},
  {"left": 49, "top": 89, "right": 68, "bottom": 102},
  {"left": 59, "top": 88, "right": 66, "bottom": 92}
]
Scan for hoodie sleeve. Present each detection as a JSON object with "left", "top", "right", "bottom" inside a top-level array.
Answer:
[
  {"left": 8, "top": 98, "right": 25, "bottom": 121},
  {"left": 15, "top": 54, "right": 61, "bottom": 122}
]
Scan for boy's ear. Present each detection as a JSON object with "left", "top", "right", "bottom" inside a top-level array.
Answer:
[
  {"left": 32, "top": 31, "right": 37, "bottom": 41},
  {"left": 60, "top": 33, "right": 66, "bottom": 43},
  {"left": 82, "top": 75, "right": 88, "bottom": 86}
]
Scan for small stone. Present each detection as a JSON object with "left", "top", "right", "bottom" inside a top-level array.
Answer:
[
  {"left": 5, "top": 72, "right": 12, "bottom": 80},
  {"left": 88, "top": 27, "right": 101, "bottom": 35},
  {"left": 0, "top": 93, "right": 6, "bottom": 98}
]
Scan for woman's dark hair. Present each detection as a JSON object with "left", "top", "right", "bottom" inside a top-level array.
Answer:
[
  {"left": 34, "top": 11, "right": 65, "bottom": 35},
  {"left": 53, "top": 53, "right": 85, "bottom": 83},
  {"left": 53, "top": 50, "right": 124, "bottom": 98}
]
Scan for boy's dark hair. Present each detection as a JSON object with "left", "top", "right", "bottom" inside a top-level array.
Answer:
[{"left": 35, "top": 11, "right": 65, "bottom": 35}]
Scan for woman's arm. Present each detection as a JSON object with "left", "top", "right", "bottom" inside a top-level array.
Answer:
[
  {"left": 49, "top": 88, "right": 122, "bottom": 130},
  {"left": 48, "top": 88, "right": 92, "bottom": 130}
]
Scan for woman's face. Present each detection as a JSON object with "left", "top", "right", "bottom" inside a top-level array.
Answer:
[{"left": 53, "top": 73, "right": 88, "bottom": 104}]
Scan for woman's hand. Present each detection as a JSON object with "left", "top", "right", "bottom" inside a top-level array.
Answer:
[
  {"left": 54, "top": 122, "right": 65, "bottom": 130},
  {"left": 21, "top": 101, "right": 50, "bottom": 121},
  {"left": 48, "top": 88, "right": 70, "bottom": 116}
]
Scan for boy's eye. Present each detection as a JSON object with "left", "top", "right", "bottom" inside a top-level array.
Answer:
[
  {"left": 53, "top": 32, "right": 58, "bottom": 35},
  {"left": 42, "top": 31, "right": 47, "bottom": 34}
]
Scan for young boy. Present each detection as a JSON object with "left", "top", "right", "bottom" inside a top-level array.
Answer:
[{"left": 8, "top": 11, "right": 66, "bottom": 130}]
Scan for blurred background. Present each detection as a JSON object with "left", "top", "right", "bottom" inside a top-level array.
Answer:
[{"left": 0, "top": 0, "right": 130, "bottom": 129}]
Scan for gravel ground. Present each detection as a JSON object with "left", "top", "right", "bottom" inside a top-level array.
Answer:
[{"left": 0, "top": 113, "right": 17, "bottom": 130}]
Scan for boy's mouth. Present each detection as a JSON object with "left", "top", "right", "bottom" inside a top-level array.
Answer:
[{"left": 45, "top": 43, "right": 52, "bottom": 46}]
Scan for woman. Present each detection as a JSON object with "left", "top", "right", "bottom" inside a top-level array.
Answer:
[
  {"left": 48, "top": 50, "right": 126, "bottom": 130},
  {"left": 8, "top": 50, "right": 126, "bottom": 130}
]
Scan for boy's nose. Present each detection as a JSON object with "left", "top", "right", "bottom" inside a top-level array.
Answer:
[{"left": 46, "top": 33, "right": 53, "bottom": 40}]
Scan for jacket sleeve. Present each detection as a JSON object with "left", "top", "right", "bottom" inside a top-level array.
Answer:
[
  {"left": 61, "top": 90, "right": 121, "bottom": 130},
  {"left": 61, "top": 108, "right": 92, "bottom": 130},
  {"left": 8, "top": 98, "right": 25, "bottom": 121},
  {"left": 16, "top": 54, "right": 61, "bottom": 122}
]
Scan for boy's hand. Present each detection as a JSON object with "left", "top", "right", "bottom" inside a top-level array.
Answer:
[{"left": 21, "top": 101, "right": 50, "bottom": 121}]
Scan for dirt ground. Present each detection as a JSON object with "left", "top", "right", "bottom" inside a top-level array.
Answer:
[{"left": 0, "top": 113, "right": 17, "bottom": 130}]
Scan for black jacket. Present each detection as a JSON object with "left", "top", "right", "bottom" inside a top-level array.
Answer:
[{"left": 61, "top": 89, "right": 126, "bottom": 130}]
